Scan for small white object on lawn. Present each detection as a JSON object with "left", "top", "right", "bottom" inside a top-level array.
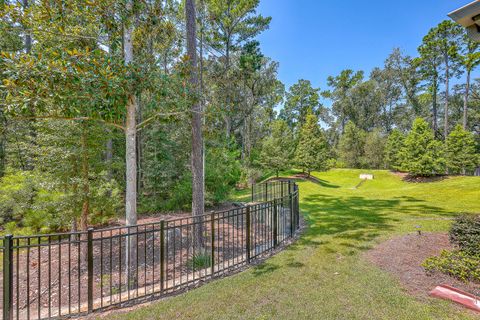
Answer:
[{"left": 359, "top": 174, "right": 374, "bottom": 180}]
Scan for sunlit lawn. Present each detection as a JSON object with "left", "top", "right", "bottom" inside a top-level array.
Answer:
[{"left": 104, "top": 169, "right": 480, "bottom": 320}]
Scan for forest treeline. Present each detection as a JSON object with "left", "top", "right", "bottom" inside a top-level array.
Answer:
[{"left": 0, "top": 0, "right": 478, "bottom": 235}]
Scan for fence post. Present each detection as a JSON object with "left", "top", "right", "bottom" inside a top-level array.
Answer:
[
  {"left": 295, "top": 186, "right": 299, "bottom": 230},
  {"left": 251, "top": 183, "right": 254, "bottom": 202},
  {"left": 290, "top": 193, "right": 294, "bottom": 237},
  {"left": 246, "top": 206, "right": 251, "bottom": 263},
  {"left": 210, "top": 213, "right": 215, "bottom": 276},
  {"left": 87, "top": 228, "right": 94, "bottom": 314},
  {"left": 3, "top": 235, "right": 13, "bottom": 320},
  {"left": 273, "top": 200, "right": 278, "bottom": 248},
  {"left": 264, "top": 183, "right": 268, "bottom": 202},
  {"left": 160, "top": 221, "right": 165, "bottom": 293}
]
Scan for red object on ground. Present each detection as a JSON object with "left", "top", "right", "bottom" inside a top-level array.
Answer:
[{"left": 430, "top": 285, "right": 480, "bottom": 312}]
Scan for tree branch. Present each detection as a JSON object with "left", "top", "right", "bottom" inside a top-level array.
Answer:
[
  {"left": 136, "top": 111, "right": 188, "bottom": 131},
  {"left": 12, "top": 116, "right": 125, "bottom": 131}
]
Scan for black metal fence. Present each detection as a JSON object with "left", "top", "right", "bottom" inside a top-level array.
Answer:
[{"left": 0, "top": 180, "right": 300, "bottom": 320}]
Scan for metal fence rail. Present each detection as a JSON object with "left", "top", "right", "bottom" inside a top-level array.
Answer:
[{"left": 0, "top": 181, "right": 300, "bottom": 319}]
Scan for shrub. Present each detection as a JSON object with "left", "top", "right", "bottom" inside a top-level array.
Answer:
[
  {"left": 327, "top": 159, "right": 346, "bottom": 169},
  {"left": 165, "top": 145, "right": 242, "bottom": 211},
  {"left": 446, "top": 125, "right": 478, "bottom": 175},
  {"left": 187, "top": 253, "right": 212, "bottom": 271},
  {"left": 165, "top": 173, "right": 193, "bottom": 211},
  {"left": 400, "top": 118, "right": 445, "bottom": 176},
  {"left": 449, "top": 214, "right": 480, "bottom": 256},
  {"left": 0, "top": 169, "right": 122, "bottom": 234},
  {"left": 423, "top": 250, "right": 480, "bottom": 283},
  {"left": 0, "top": 170, "right": 36, "bottom": 226},
  {"left": 240, "top": 166, "right": 263, "bottom": 187}
]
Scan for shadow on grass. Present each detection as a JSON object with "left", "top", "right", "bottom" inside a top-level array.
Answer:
[
  {"left": 310, "top": 177, "right": 340, "bottom": 189},
  {"left": 252, "top": 257, "right": 305, "bottom": 277},
  {"left": 288, "top": 193, "right": 448, "bottom": 253},
  {"left": 253, "top": 185, "right": 449, "bottom": 275},
  {"left": 294, "top": 174, "right": 341, "bottom": 189},
  {"left": 252, "top": 262, "right": 279, "bottom": 277}
]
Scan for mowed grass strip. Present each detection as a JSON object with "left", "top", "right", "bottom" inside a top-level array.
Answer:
[{"left": 103, "top": 170, "right": 480, "bottom": 320}]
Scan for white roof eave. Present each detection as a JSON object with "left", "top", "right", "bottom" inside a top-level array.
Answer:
[{"left": 448, "top": 0, "right": 480, "bottom": 27}]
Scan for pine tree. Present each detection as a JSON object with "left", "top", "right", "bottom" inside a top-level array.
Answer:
[
  {"left": 446, "top": 125, "right": 478, "bottom": 175},
  {"left": 384, "top": 129, "right": 406, "bottom": 171},
  {"left": 294, "top": 114, "right": 329, "bottom": 176},
  {"left": 364, "top": 129, "right": 386, "bottom": 169},
  {"left": 338, "top": 121, "right": 366, "bottom": 168},
  {"left": 401, "top": 118, "right": 445, "bottom": 177},
  {"left": 259, "top": 120, "right": 294, "bottom": 177}
]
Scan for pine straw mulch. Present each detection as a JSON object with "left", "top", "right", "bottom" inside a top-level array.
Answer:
[{"left": 364, "top": 232, "right": 480, "bottom": 300}]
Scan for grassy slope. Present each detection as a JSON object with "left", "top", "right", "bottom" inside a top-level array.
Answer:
[{"left": 105, "top": 170, "right": 480, "bottom": 320}]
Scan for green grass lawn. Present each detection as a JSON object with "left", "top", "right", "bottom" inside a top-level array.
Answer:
[{"left": 105, "top": 169, "right": 480, "bottom": 320}]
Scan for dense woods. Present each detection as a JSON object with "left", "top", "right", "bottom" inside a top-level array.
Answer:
[{"left": 0, "top": 0, "right": 478, "bottom": 235}]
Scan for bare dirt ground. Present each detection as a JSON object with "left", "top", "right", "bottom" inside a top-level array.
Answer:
[
  {"left": 364, "top": 232, "right": 480, "bottom": 299},
  {"left": 109, "top": 202, "right": 242, "bottom": 227}
]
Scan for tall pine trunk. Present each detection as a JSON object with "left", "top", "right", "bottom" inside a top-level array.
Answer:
[
  {"left": 186, "top": 0, "right": 205, "bottom": 251},
  {"left": 432, "top": 77, "right": 438, "bottom": 135},
  {"left": 444, "top": 58, "right": 449, "bottom": 141},
  {"left": 463, "top": 69, "right": 471, "bottom": 130}
]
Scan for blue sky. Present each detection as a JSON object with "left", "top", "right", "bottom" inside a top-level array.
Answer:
[{"left": 257, "top": 0, "right": 476, "bottom": 92}]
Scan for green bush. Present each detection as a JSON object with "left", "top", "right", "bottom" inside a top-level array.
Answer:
[
  {"left": 327, "top": 158, "right": 346, "bottom": 169},
  {"left": 187, "top": 253, "right": 212, "bottom": 271},
  {"left": 240, "top": 166, "right": 263, "bottom": 186},
  {"left": 423, "top": 250, "right": 480, "bottom": 283},
  {"left": 0, "top": 170, "right": 36, "bottom": 227},
  {"left": 205, "top": 145, "right": 241, "bottom": 206},
  {"left": 449, "top": 214, "right": 480, "bottom": 256},
  {"left": 401, "top": 118, "right": 445, "bottom": 176},
  {"left": 163, "top": 144, "right": 242, "bottom": 211},
  {"left": 165, "top": 173, "right": 193, "bottom": 211},
  {"left": 0, "top": 169, "right": 121, "bottom": 234}
]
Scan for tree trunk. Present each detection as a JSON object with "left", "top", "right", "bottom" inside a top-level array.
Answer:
[
  {"left": 0, "top": 111, "right": 5, "bottom": 178},
  {"left": 80, "top": 122, "right": 89, "bottom": 231},
  {"left": 123, "top": 0, "right": 138, "bottom": 286},
  {"left": 106, "top": 135, "right": 113, "bottom": 178},
  {"left": 463, "top": 69, "right": 471, "bottom": 130},
  {"left": 444, "top": 59, "right": 449, "bottom": 141},
  {"left": 432, "top": 77, "right": 438, "bottom": 135},
  {"left": 186, "top": 0, "right": 205, "bottom": 251},
  {"left": 23, "top": 0, "right": 36, "bottom": 171},
  {"left": 136, "top": 98, "right": 143, "bottom": 194},
  {"left": 125, "top": 96, "right": 137, "bottom": 226},
  {"left": 225, "top": 116, "right": 231, "bottom": 140},
  {"left": 23, "top": 0, "right": 31, "bottom": 54}
]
